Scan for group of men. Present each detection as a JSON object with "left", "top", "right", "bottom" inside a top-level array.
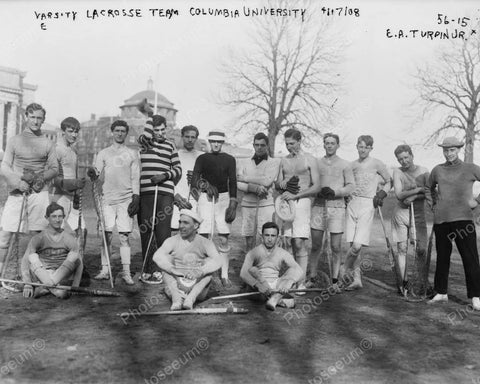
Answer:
[{"left": 1, "top": 102, "right": 480, "bottom": 312}]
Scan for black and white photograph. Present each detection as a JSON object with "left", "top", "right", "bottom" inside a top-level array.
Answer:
[{"left": 1, "top": 0, "right": 480, "bottom": 383}]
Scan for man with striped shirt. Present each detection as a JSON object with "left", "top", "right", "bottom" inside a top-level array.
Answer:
[{"left": 138, "top": 115, "right": 182, "bottom": 284}]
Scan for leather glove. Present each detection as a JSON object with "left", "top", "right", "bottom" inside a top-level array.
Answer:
[
  {"left": 63, "top": 178, "right": 86, "bottom": 192},
  {"left": 199, "top": 179, "right": 219, "bottom": 201},
  {"left": 127, "top": 194, "right": 140, "bottom": 217},
  {"left": 73, "top": 194, "right": 81, "bottom": 210},
  {"left": 187, "top": 170, "right": 193, "bottom": 186},
  {"left": 174, "top": 193, "right": 193, "bottom": 210},
  {"left": 286, "top": 176, "right": 300, "bottom": 194},
  {"left": 373, "top": 190, "right": 388, "bottom": 208},
  {"left": 225, "top": 198, "right": 238, "bottom": 223},
  {"left": 87, "top": 167, "right": 98, "bottom": 181},
  {"left": 320, "top": 187, "right": 335, "bottom": 200},
  {"left": 31, "top": 173, "right": 45, "bottom": 193},
  {"left": 151, "top": 173, "right": 168, "bottom": 185},
  {"left": 21, "top": 169, "right": 35, "bottom": 184}
]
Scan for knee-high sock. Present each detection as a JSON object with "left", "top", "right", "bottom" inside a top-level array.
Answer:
[
  {"left": 29, "top": 255, "right": 55, "bottom": 286},
  {"left": 120, "top": 247, "right": 131, "bottom": 274},
  {"left": 185, "top": 276, "right": 212, "bottom": 307},
  {"left": 100, "top": 248, "right": 110, "bottom": 274},
  {"left": 296, "top": 253, "right": 308, "bottom": 284},
  {"left": 163, "top": 273, "right": 184, "bottom": 304}
]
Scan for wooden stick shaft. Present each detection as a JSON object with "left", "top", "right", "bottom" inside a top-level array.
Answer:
[
  {"left": 119, "top": 307, "right": 249, "bottom": 316},
  {"left": 210, "top": 288, "right": 327, "bottom": 301}
]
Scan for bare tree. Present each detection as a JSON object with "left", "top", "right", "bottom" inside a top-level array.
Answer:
[
  {"left": 414, "top": 34, "right": 480, "bottom": 163},
  {"left": 221, "top": 1, "right": 341, "bottom": 155}
]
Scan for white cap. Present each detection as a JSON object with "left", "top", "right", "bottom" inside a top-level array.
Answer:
[
  {"left": 207, "top": 131, "right": 226, "bottom": 142},
  {"left": 179, "top": 209, "right": 203, "bottom": 224}
]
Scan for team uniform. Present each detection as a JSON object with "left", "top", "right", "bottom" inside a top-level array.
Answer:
[
  {"left": 52, "top": 136, "right": 85, "bottom": 230},
  {"left": 346, "top": 157, "right": 390, "bottom": 246},
  {"left": 1, "top": 130, "right": 58, "bottom": 232},
  {"left": 139, "top": 139, "right": 181, "bottom": 274},
  {"left": 278, "top": 151, "right": 313, "bottom": 238},
  {"left": 237, "top": 156, "right": 280, "bottom": 236},
  {"left": 21, "top": 230, "right": 82, "bottom": 298},
  {"left": 171, "top": 148, "right": 202, "bottom": 230},
  {"left": 191, "top": 152, "right": 237, "bottom": 234},
  {"left": 311, "top": 155, "right": 355, "bottom": 233}
]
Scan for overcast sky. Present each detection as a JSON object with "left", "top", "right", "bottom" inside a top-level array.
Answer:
[{"left": 2, "top": 0, "right": 479, "bottom": 168}]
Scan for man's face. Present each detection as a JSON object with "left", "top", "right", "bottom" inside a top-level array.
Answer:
[
  {"left": 112, "top": 126, "right": 128, "bottom": 144},
  {"left": 25, "top": 110, "right": 45, "bottom": 132},
  {"left": 262, "top": 228, "right": 279, "bottom": 249},
  {"left": 178, "top": 215, "right": 198, "bottom": 239},
  {"left": 396, "top": 151, "right": 414, "bottom": 170},
  {"left": 253, "top": 139, "right": 268, "bottom": 157},
  {"left": 47, "top": 209, "right": 64, "bottom": 230},
  {"left": 64, "top": 127, "right": 79, "bottom": 146},
  {"left": 153, "top": 124, "right": 167, "bottom": 141},
  {"left": 443, "top": 147, "right": 460, "bottom": 163},
  {"left": 209, "top": 140, "right": 224, "bottom": 153},
  {"left": 324, "top": 137, "right": 339, "bottom": 156},
  {"left": 285, "top": 137, "right": 301, "bottom": 154},
  {"left": 182, "top": 130, "right": 198, "bottom": 151},
  {"left": 357, "top": 141, "right": 372, "bottom": 160}
]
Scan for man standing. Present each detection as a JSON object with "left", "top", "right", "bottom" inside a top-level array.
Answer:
[
  {"left": 306, "top": 133, "right": 354, "bottom": 289},
  {"left": 427, "top": 137, "right": 480, "bottom": 310},
  {"left": 21, "top": 202, "right": 82, "bottom": 299},
  {"left": 88, "top": 120, "right": 140, "bottom": 285},
  {"left": 0, "top": 103, "right": 58, "bottom": 287},
  {"left": 171, "top": 125, "right": 202, "bottom": 231},
  {"left": 391, "top": 144, "right": 430, "bottom": 295},
  {"left": 137, "top": 115, "right": 182, "bottom": 284},
  {"left": 153, "top": 210, "right": 222, "bottom": 310},
  {"left": 191, "top": 131, "right": 237, "bottom": 286},
  {"left": 278, "top": 128, "right": 320, "bottom": 292},
  {"left": 237, "top": 133, "right": 280, "bottom": 252},
  {"left": 52, "top": 117, "right": 86, "bottom": 234},
  {"left": 343, "top": 135, "right": 391, "bottom": 290},
  {"left": 240, "top": 222, "right": 303, "bottom": 311}
]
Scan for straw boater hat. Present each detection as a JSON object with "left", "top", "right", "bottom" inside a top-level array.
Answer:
[
  {"left": 179, "top": 209, "right": 203, "bottom": 224},
  {"left": 438, "top": 137, "right": 464, "bottom": 148},
  {"left": 207, "top": 131, "right": 226, "bottom": 142},
  {"left": 274, "top": 196, "right": 296, "bottom": 222}
]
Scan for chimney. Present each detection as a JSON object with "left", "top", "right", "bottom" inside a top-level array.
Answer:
[
  {"left": 90, "top": 113, "right": 96, "bottom": 121},
  {"left": 147, "top": 77, "right": 153, "bottom": 91}
]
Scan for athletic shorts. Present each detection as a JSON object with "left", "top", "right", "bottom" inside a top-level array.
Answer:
[
  {"left": 53, "top": 194, "right": 86, "bottom": 230},
  {"left": 171, "top": 199, "right": 198, "bottom": 230},
  {"left": 391, "top": 207, "right": 411, "bottom": 243},
  {"left": 241, "top": 205, "right": 275, "bottom": 236},
  {"left": 310, "top": 206, "right": 345, "bottom": 233},
  {"left": 345, "top": 197, "right": 375, "bottom": 246},
  {"left": 279, "top": 198, "right": 311, "bottom": 239},
  {"left": 198, "top": 192, "right": 230, "bottom": 235},
  {"left": 0, "top": 191, "right": 49, "bottom": 232},
  {"left": 103, "top": 200, "right": 133, "bottom": 233}
]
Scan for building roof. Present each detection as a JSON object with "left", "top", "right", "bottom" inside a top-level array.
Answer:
[{"left": 120, "top": 90, "right": 177, "bottom": 111}]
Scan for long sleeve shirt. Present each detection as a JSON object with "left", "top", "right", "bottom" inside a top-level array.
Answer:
[
  {"left": 428, "top": 160, "right": 480, "bottom": 224},
  {"left": 140, "top": 139, "right": 181, "bottom": 196},
  {"left": 191, "top": 152, "right": 237, "bottom": 198}
]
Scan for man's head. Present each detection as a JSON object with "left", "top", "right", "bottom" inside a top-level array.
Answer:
[
  {"left": 438, "top": 137, "right": 463, "bottom": 163},
  {"left": 261, "top": 221, "right": 279, "bottom": 249},
  {"left": 323, "top": 133, "right": 340, "bottom": 156},
  {"left": 284, "top": 128, "right": 302, "bottom": 154},
  {"left": 356, "top": 135, "right": 373, "bottom": 160},
  {"left": 45, "top": 202, "right": 65, "bottom": 230},
  {"left": 253, "top": 132, "right": 269, "bottom": 157},
  {"left": 394, "top": 144, "right": 414, "bottom": 170},
  {"left": 25, "top": 103, "right": 46, "bottom": 133},
  {"left": 178, "top": 209, "right": 203, "bottom": 239},
  {"left": 181, "top": 125, "right": 199, "bottom": 151},
  {"left": 208, "top": 131, "right": 225, "bottom": 153},
  {"left": 151, "top": 115, "right": 167, "bottom": 142},
  {"left": 61, "top": 117, "right": 81, "bottom": 146},
  {"left": 110, "top": 120, "right": 129, "bottom": 144}
]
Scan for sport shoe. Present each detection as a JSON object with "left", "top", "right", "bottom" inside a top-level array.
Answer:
[
  {"left": 295, "top": 283, "right": 307, "bottom": 296},
  {"left": 427, "top": 293, "right": 448, "bottom": 304},
  {"left": 278, "top": 298, "right": 295, "bottom": 308},
  {"left": 140, "top": 272, "right": 163, "bottom": 285},
  {"left": 93, "top": 271, "right": 110, "bottom": 280},
  {"left": 121, "top": 272, "right": 135, "bottom": 285},
  {"left": 472, "top": 297, "right": 480, "bottom": 311}
]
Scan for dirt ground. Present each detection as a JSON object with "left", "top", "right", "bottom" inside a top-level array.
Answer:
[{"left": 1, "top": 190, "right": 480, "bottom": 384}]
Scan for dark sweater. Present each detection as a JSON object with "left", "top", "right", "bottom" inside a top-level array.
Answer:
[{"left": 191, "top": 152, "right": 237, "bottom": 198}]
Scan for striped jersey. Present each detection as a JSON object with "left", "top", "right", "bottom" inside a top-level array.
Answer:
[{"left": 140, "top": 139, "right": 182, "bottom": 196}]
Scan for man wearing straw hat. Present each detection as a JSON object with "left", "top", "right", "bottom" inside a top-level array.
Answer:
[
  {"left": 427, "top": 136, "right": 480, "bottom": 310},
  {"left": 190, "top": 130, "right": 237, "bottom": 287},
  {"left": 153, "top": 209, "right": 222, "bottom": 310},
  {"left": 237, "top": 132, "right": 280, "bottom": 252},
  {"left": 391, "top": 144, "right": 430, "bottom": 296}
]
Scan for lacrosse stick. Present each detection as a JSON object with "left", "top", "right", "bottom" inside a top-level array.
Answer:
[
  {"left": 210, "top": 288, "right": 330, "bottom": 301},
  {"left": 140, "top": 186, "right": 159, "bottom": 278},
  {"left": 120, "top": 307, "right": 249, "bottom": 316},
  {"left": 322, "top": 206, "right": 333, "bottom": 282},
  {"left": 1, "top": 192, "right": 28, "bottom": 292},
  {"left": 92, "top": 180, "right": 114, "bottom": 288}
]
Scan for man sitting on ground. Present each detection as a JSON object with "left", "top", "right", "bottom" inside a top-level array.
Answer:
[
  {"left": 240, "top": 222, "right": 303, "bottom": 311},
  {"left": 21, "top": 202, "right": 83, "bottom": 299},
  {"left": 153, "top": 210, "right": 222, "bottom": 310}
]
